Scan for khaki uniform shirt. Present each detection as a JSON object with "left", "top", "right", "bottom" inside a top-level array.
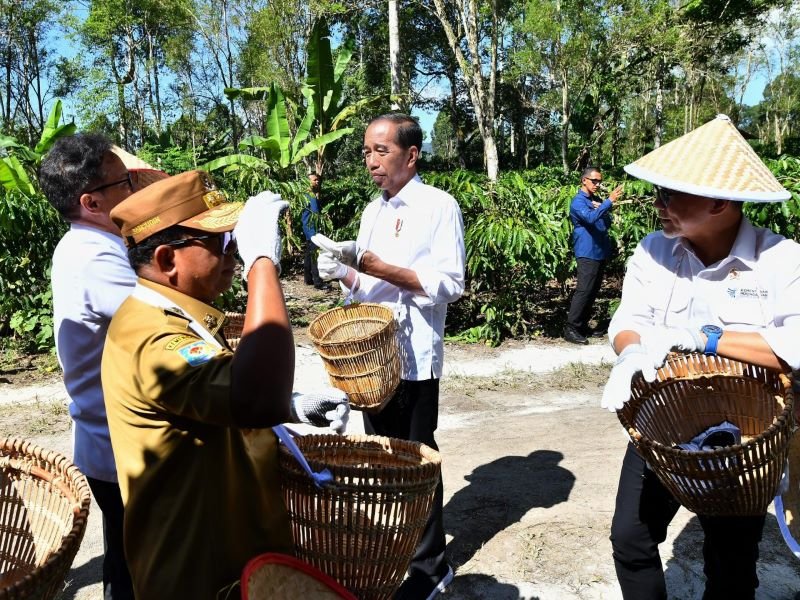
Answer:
[{"left": 102, "top": 279, "right": 292, "bottom": 600}]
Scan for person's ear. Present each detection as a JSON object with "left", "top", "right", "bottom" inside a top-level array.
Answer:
[
  {"left": 79, "top": 192, "right": 102, "bottom": 215},
  {"left": 153, "top": 244, "right": 178, "bottom": 276},
  {"left": 407, "top": 146, "right": 419, "bottom": 168},
  {"left": 709, "top": 199, "right": 730, "bottom": 216}
]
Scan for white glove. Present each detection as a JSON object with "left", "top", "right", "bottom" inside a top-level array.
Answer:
[
  {"left": 601, "top": 344, "right": 658, "bottom": 412},
  {"left": 290, "top": 388, "right": 350, "bottom": 434},
  {"left": 640, "top": 327, "right": 705, "bottom": 370},
  {"left": 317, "top": 251, "right": 349, "bottom": 281},
  {"left": 311, "top": 233, "right": 359, "bottom": 268},
  {"left": 233, "top": 191, "right": 289, "bottom": 279}
]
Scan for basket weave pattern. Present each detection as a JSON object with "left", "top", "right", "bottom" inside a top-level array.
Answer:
[
  {"left": 279, "top": 434, "right": 441, "bottom": 600},
  {"left": 618, "top": 353, "right": 795, "bottom": 516},
  {"left": 223, "top": 311, "right": 245, "bottom": 350},
  {"left": 308, "top": 304, "right": 401, "bottom": 412},
  {"left": 0, "top": 438, "right": 91, "bottom": 599}
]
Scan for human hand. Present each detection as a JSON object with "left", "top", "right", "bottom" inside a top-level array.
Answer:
[
  {"left": 640, "top": 326, "right": 704, "bottom": 369},
  {"left": 601, "top": 344, "right": 658, "bottom": 412},
  {"left": 609, "top": 185, "right": 623, "bottom": 203},
  {"left": 290, "top": 388, "right": 350, "bottom": 434},
  {"left": 233, "top": 191, "right": 289, "bottom": 279},
  {"left": 311, "top": 234, "right": 359, "bottom": 268},
  {"left": 317, "top": 251, "right": 349, "bottom": 281}
]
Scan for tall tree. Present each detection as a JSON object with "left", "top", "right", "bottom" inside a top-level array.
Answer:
[{"left": 426, "top": 0, "right": 502, "bottom": 180}]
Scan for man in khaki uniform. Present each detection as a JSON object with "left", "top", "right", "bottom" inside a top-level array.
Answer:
[{"left": 102, "top": 170, "right": 348, "bottom": 599}]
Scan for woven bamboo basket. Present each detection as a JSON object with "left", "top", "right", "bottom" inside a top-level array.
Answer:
[
  {"left": 278, "top": 434, "right": 441, "bottom": 600},
  {"left": 0, "top": 438, "right": 91, "bottom": 600},
  {"left": 308, "top": 304, "right": 401, "bottom": 412},
  {"left": 618, "top": 353, "right": 795, "bottom": 516},
  {"left": 223, "top": 311, "right": 245, "bottom": 350}
]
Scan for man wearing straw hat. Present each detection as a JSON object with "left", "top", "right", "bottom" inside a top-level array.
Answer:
[
  {"left": 313, "top": 113, "right": 465, "bottom": 599},
  {"left": 40, "top": 134, "right": 168, "bottom": 600},
  {"left": 101, "top": 171, "right": 349, "bottom": 599},
  {"left": 601, "top": 114, "right": 800, "bottom": 599}
]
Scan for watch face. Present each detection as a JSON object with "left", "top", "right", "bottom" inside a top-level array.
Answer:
[{"left": 702, "top": 325, "right": 723, "bottom": 336}]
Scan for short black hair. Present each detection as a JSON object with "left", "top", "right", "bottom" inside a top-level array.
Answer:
[
  {"left": 127, "top": 225, "right": 195, "bottom": 272},
  {"left": 370, "top": 113, "right": 423, "bottom": 151},
  {"left": 581, "top": 166, "right": 601, "bottom": 179},
  {"left": 39, "top": 133, "right": 113, "bottom": 220}
]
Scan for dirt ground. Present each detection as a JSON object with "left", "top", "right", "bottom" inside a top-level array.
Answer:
[{"left": 1, "top": 276, "right": 799, "bottom": 599}]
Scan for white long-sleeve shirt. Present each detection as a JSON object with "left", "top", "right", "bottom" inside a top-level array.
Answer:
[
  {"left": 347, "top": 175, "right": 466, "bottom": 380},
  {"left": 51, "top": 223, "right": 136, "bottom": 481},
  {"left": 609, "top": 217, "right": 800, "bottom": 369}
]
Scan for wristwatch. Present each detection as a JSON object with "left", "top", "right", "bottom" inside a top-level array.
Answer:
[{"left": 701, "top": 325, "right": 723, "bottom": 356}]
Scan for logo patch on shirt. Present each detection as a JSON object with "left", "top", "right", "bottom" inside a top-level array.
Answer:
[{"left": 177, "top": 341, "right": 218, "bottom": 366}]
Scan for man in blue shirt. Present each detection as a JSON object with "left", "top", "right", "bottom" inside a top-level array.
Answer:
[
  {"left": 301, "top": 172, "right": 325, "bottom": 289},
  {"left": 563, "top": 166, "right": 622, "bottom": 344}
]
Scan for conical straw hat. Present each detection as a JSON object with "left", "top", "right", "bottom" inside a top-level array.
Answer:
[
  {"left": 111, "top": 145, "right": 170, "bottom": 190},
  {"left": 624, "top": 114, "right": 790, "bottom": 203}
]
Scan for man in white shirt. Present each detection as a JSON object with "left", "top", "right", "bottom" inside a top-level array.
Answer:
[
  {"left": 39, "top": 134, "right": 138, "bottom": 600},
  {"left": 601, "top": 115, "right": 800, "bottom": 599},
  {"left": 317, "top": 113, "right": 465, "bottom": 599}
]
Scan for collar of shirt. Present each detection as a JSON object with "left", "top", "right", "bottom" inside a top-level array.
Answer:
[
  {"left": 137, "top": 278, "right": 226, "bottom": 337},
  {"left": 381, "top": 174, "right": 422, "bottom": 208},
  {"left": 576, "top": 189, "right": 596, "bottom": 202},
  {"left": 671, "top": 217, "right": 758, "bottom": 270}
]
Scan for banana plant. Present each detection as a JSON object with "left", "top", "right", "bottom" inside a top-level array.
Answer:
[
  {"left": 0, "top": 100, "right": 76, "bottom": 197},
  {"left": 206, "top": 19, "right": 384, "bottom": 176}
]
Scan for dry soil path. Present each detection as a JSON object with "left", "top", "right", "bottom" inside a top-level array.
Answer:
[{"left": 5, "top": 337, "right": 800, "bottom": 599}]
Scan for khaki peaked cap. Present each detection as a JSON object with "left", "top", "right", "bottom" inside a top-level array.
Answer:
[
  {"left": 624, "top": 114, "right": 790, "bottom": 203},
  {"left": 110, "top": 170, "right": 243, "bottom": 247}
]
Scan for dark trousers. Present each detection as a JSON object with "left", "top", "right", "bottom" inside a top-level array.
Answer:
[
  {"left": 86, "top": 477, "right": 134, "bottom": 600},
  {"left": 363, "top": 378, "right": 448, "bottom": 584},
  {"left": 304, "top": 239, "right": 322, "bottom": 286},
  {"left": 610, "top": 444, "right": 766, "bottom": 600},
  {"left": 567, "top": 257, "right": 605, "bottom": 332}
]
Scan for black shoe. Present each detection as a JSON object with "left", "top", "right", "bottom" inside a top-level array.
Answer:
[
  {"left": 394, "top": 565, "right": 454, "bottom": 600},
  {"left": 563, "top": 326, "right": 588, "bottom": 345},
  {"left": 313, "top": 282, "right": 330, "bottom": 290}
]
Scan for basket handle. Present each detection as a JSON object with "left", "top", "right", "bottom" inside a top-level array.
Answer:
[{"left": 272, "top": 425, "right": 334, "bottom": 488}]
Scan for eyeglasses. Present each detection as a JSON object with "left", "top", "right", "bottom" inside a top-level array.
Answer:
[
  {"left": 86, "top": 173, "right": 134, "bottom": 194},
  {"left": 654, "top": 186, "right": 676, "bottom": 207},
  {"left": 585, "top": 178, "right": 602, "bottom": 185},
  {"left": 162, "top": 232, "right": 238, "bottom": 255}
]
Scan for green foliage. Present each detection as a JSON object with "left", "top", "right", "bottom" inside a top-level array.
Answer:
[{"left": 1, "top": 101, "right": 74, "bottom": 350}]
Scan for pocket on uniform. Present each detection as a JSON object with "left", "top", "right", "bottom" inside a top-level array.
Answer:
[
  {"left": 653, "top": 286, "right": 690, "bottom": 326},
  {"left": 718, "top": 299, "right": 767, "bottom": 328}
]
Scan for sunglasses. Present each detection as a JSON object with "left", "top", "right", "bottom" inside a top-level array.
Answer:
[
  {"left": 86, "top": 173, "right": 134, "bottom": 194},
  {"left": 585, "top": 177, "right": 602, "bottom": 185},
  {"left": 162, "top": 232, "right": 238, "bottom": 255},
  {"left": 654, "top": 186, "right": 676, "bottom": 207}
]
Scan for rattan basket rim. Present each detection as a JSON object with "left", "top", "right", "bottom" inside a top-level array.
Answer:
[
  {"left": 308, "top": 303, "right": 395, "bottom": 347},
  {"left": 618, "top": 354, "right": 794, "bottom": 459},
  {"left": 1, "top": 437, "right": 92, "bottom": 599},
  {"left": 278, "top": 433, "right": 442, "bottom": 472}
]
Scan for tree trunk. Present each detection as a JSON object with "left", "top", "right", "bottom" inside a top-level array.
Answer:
[
  {"left": 654, "top": 64, "right": 664, "bottom": 149},
  {"left": 388, "top": 0, "right": 401, "bottom": 111},
  {"left": 430, "top": 0, "right": 499, "bottom": 180},
  {"left": 147, "top": 30, "right": 162, "bottom": 134},
  {"left": 560, "top": 69, "right": 569, "bottom": 175},
  {"left": 447, "top": 68, "right": 466, "bottom": 168},
  {"left": 775, "top": 114, "right": 783, "bottom": 155}
]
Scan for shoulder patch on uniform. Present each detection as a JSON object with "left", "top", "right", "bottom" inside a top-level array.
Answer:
[
  {"left": 165, "top": 335, "right": 194, "bottom": 351},
  {"left": 177, "top": 341, "right": 219, "bottom": 366}
]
